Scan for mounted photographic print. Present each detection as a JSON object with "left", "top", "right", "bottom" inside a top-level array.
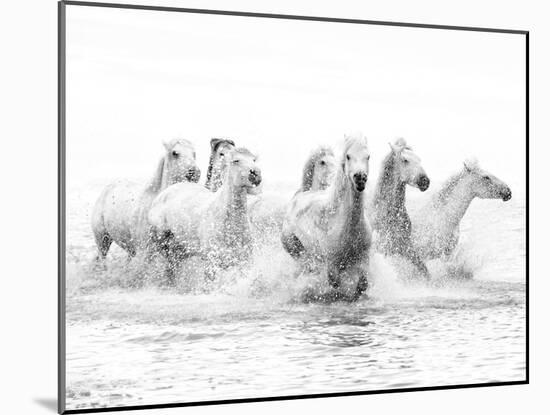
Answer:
[{"left": 58, "top": 1, "right": 528, "bottom": 413}]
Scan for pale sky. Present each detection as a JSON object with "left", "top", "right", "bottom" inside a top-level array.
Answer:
[{"left": 65, "top": 5, "right": 526, "bottom": 192}]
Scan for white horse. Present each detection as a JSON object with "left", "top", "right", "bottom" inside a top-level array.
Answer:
[
  {"left": 410, "top": 158, "right": 512, "bottom": 260},
  {"left": 148, "top": 147, "right": 261, "bottom": 282},
  {"left": 369, "top": 138, "right": 430, "bottom": 279},
  {"left": 91, "top": 139, "right": 200, "bottom": 260},
  {"left": 204, "top": 138, "right": 235, "bottom": 191},
  {"left": 281, "top": 135, "right": 371, "bottom": 301},
  {"left": 248, "top": 146, "right": 336, "bottom": 237}
]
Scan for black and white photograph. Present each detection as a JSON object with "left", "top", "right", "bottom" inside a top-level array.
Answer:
[{"left": 61, "top": 2, "right": 527, "bottom": 412}]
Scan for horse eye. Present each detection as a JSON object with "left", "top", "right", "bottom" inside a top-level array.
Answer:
[
  {"left": 233, "top": 159, "right": 240, "bottom": 164},
  {"left": 403, "top": 159, "right": 409, "bottom": 164},
  {"left": 320, "top": 160, "right": 326, "bottom": 166},
  {"left": 172, "top": 151, "right": 179, "bottom": 157},
  {"left": 220, "top": 152, "right": 225, "bottom": 157},
  {"left": 483, "top": 175, "right": 490, "bottom": 180},
  {"left": 346, "top": 155, "right": 350, "bottom": 161}
]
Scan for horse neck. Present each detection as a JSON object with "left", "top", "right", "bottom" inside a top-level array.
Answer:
[
  {"left": 374, "top": 158, "right": 407, "bottom": 217},
  {"left": 328, "top": 168, "right": 365, "bottom": 226},
  {"left": 215, "top": 173, "right": 248, "bottom": 227},
  {"left": 436, "top": 174, "right": 476, "bottom": 228},
  {"left": 328, "top": 167, "right": 347, "bottom": 206}
]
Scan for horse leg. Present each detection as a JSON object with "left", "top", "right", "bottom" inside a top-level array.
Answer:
[
  {"left": 327, "top": 263, "right": 341, "bottom": 289},
  {"left": 156, "top": 230, "right": 183, "bottom": 287},
  {"left": 281, "top": 232, "right": 305, "bottom": 259},
  {"left": 352, "top": 267, "right": 369, "bottom": 301},
  {"left": 405, "top": 248, "right": 430, "bottom": 281},
  {"left": 166, "top": 248, "right": 183, "bottom": 287},
  {"left": 94, "top": 231, "right": 112, "bottom": 262}
]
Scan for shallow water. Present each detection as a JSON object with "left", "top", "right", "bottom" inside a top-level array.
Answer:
[{"left": 65, "top": 181, "right": 526, "bottom": 410}]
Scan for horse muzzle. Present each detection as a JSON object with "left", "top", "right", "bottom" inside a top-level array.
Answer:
[
  {"left": 186, "top": 166, "right": 201, "bottom": 183},
  {"left": 248, "top": 169, "right": 262, "bottom": 187},
  {"left": 501, "top": 188, "right": 512, "bottom": 201},
  {"left": 417, "top": 175, "right": 430, "bottom": 192},
  {"left": 353, "top": 172, "right": 368, "bottom": 192}
]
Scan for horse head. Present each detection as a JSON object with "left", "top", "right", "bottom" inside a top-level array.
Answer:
[
  {"left": 463, "top": 158, "right": 512, "bottom": 201},
  {"left": 162, "top": 138, "right": 200, "bottom": 184},
  {"left": 388, "top": 138, "right": 430, "bottom": 192},
  {"left": 342, "top": 134, "right": 370, "bottom": 192},
  {"left": 206, "top": 138, "right": 236, "bottom": 191},
  {"left": 302, "top": 146, "right": 336, "bottom": 192},
  {"left": 223, "top": 147, "right": 262, "bottom": 194}
]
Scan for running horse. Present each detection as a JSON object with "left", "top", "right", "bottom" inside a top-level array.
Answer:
[
  {"left": 148, "top": 147, "right": 261, "bottom": 282},
  {"left": 369, "top": 138, "right": 430, "bottom": 279},
  {"left": 91, "top": 139, "right": 200, "bottom": 260},
  {"left": 248, "top": 146, "right": 336, "bottom": 237},
  {"left": 281, "top": 134, "right": 371, "bottom": 301},
  {"left": 410, "top": 158, "right": 512, "bottom": 260}
]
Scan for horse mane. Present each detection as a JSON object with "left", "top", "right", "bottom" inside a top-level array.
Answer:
[
  {"left": 393, "top": 137, "right": 408, "bottom": 149},
  {"left": 435, "top": 170, "right": 468, "bottom": 205},
  {"left": 146, "top": 156, "right": 167, "bottom": 193},
  {"left": 165, "top": 137, "right": 194, "bottom": 150},
  {"left": 378, "top": 151, "right": 398, "bottom": 190},
  {"left": 300, "top": 146, "right": 333, "bottom": 191},
  {"left": 205, "top": 138, "right": 235, "bottom": 187},
  {"left": 232, "top": 147, "right": 255, "bottom": 158},
  {"left": 379, "top": 141, "right": 410, "bottom": 183}
]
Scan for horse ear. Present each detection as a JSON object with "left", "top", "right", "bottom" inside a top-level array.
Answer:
[
  {"left": 389, "top": 142, "right": 400, "bottom": 154},
  {"left": 393, "top": 137, "right": 407, "bottom": 148},
  {"left": 210, "top": 138, "right": 222, "bottom": 150},
  {"left": 463, "top": 158, "right": 479, "bottom": 172},
  {"left": 162, "top": 140, "right": 171, "bottom": 151},
  {"left": 390, "top": 138, "right": 406, "bottom": 154}
]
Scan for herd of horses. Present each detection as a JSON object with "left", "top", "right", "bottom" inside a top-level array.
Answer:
[{"left": 91, "top": 134, "right": 512, "bottom": 301}]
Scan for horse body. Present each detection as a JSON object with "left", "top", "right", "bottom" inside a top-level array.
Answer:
[
  {"left": 281, "top": 135, "right": 371, "bottom": 299},
  {"left": 369, "top": 138, "right": 430, "bottom": 278},
  {"left": 91, "top": 139, "right": 200, "bottom": 259},
  {"left": 148, "top": 148, "right": 261, "bottom": 280},
  {"left": 411, "top": 159, "right": 512, "bottom": 259}
]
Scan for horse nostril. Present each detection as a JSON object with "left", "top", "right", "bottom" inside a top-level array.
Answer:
[
  {"left": 249, "top": 169, "right": 261, "bottom": 185},
  {"left": 353, "top": 172, "right": 367, "bottom": 191},
  {"left": 353, "top": 173, "right": 367, "bottom": 183},
  {"left": 418, "top": 175, "right": 430, "bottom": 191},
  {"left": 186, "top": 167, "right": 200, "bottom": 182},
  {"left": 502, "top": 189, "right": 512, "bottom": 201}
]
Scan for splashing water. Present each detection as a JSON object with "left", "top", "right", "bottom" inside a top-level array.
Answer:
[{"left": 65, "top": 181, "right": 526, "bottom": 410}]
